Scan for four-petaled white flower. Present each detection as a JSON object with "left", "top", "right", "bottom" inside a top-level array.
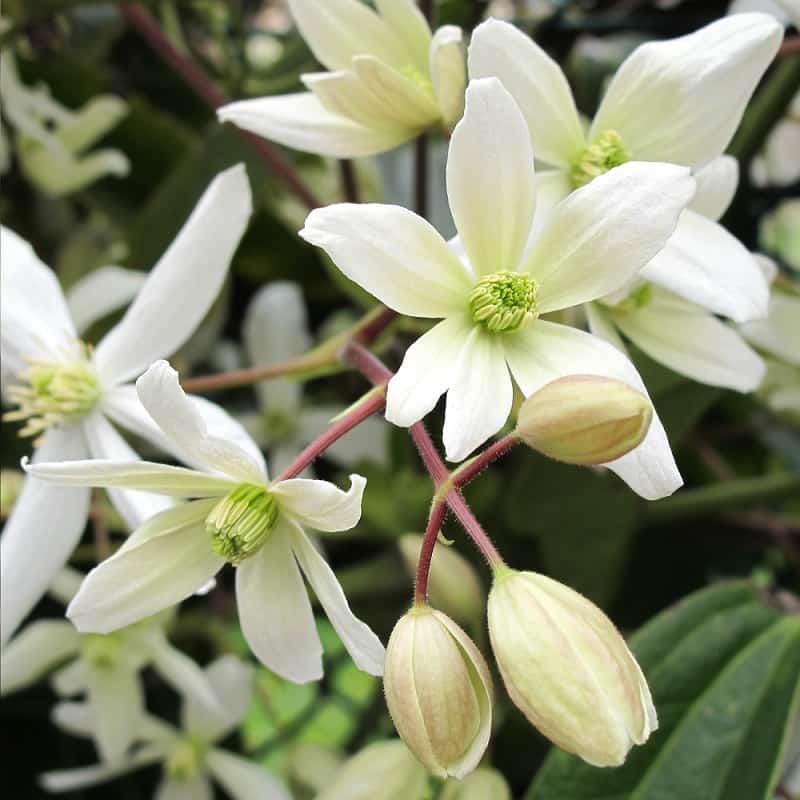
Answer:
[
  {"left": 301, "top": 78, "right": 696, "bottom": 499},
  {"left": 218, "top": 0, "right": 466, "bottom": 157},
  {"left": 0, "top": 164, "right": 253, "bottom": 646},
  {"left": 41, "top": 656, "right": 291, "bottom": 800},
  {"left": 26, "top": 360, "right": 385, "bottom": 684}
]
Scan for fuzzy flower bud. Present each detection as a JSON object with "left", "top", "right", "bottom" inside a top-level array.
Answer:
[
  {"left": 488, "top": 569, "right": 657, "bottom": 767},
  {"left": 441, "top": 767, "right": 511, "bottom": 800},
  {"left": 516, "top": 375, "right": 652, "bottom": 465},
  {"left": 383, "top": 606, "right": 493, "bottom": 779}
]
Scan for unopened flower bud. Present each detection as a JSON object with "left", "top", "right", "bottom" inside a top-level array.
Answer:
[
  {"left": 441, "top": 767, "right": 511, "bottom": 800},
  {"left": 488, "top": 569, "right": 657, "bottom": 767},
  {"left": 383, "top": 606, "right": 492, "bottom": 779},
  {"left": 516, "top": 375, "right": 652, "bottom": 465}
]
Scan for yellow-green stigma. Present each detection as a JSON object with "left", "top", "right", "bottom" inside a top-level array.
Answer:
[
  {"left": 165, "top": 738, "right": 206, "bottom": 782},
  {"left": 468, "top": 271, "right": 538, "bottom": 333},
  {"left": 570, "top": 130, "right": 629, "bottom": 188},
  {"left": 206, "top": 483, "right": 278, "bottom": 564},
  {"left": 81, "top": 633, "right": 121, "bottom": 669},
  {"left": 613, "top": 283, "right": 654, "bottom": 313}
]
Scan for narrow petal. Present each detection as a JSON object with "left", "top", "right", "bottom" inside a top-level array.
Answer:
[
  {"left": 375, "top": 0, "right": 431, "bottom": 71},
  {"left": 585, "top": 302, "right": 628, "bottom": 353},
  {"left": 51, "top": 660, "right": 89, "bottom": 695},
  {"left": 741, "top": 292, "right": 800, "bottom": 366},
  {"left": 386, "top": 315, "right": 472, "bottom": 427},
  {"left": 1, "top": 425, "right": 90, "bottom": 646},
  {"left": 218, "top": 93, "right": 414, "bottom": 158},
  {"left": 526, "top": 161, "right": 695, "bottom": 313},
  {"left": 526, "top": 169, "right": 572, "bottom": 249},
  {"left": 443, "top": 329, "right": 513, "bottom": 462},
  {"left": 503, "top": 321, "right": 682, "bottom": 499},
  {"left": 272, "top": 474, "right": 366, "bottom": 532},
  {"left": 290, "top": 525, "right": 385, "bottom": 676},
  {"left": 640, "top": 209, "right": 769, "bottom": 323},
  {"left": 430, "top": 25, "right": 466, "bottom": 128},
  {"left": 40, "top": 747, "right": 167, "bottom": 793},
  {"left": 207, "top": 749, "right": 292, "bottom": 800},
  {"left": 468, "top": 18, "right": 585, "bottom": 167},
  {"left": 446, "top": 78, "right": 536, "bottom": 277},
  {"left": 300, "top": 204, "right": 472, "bottom": 317},
  {"left": 92, "top": 165, "right": 251, "bottom": 385},
  {"left": 86, "top": 664, "right": 144, "bottom": 761},
  {"left": 51, "top": 701, "right": 96, "bottom": 738},
  {"left": 298, "top": 406, "right": 388, "bottom": 466},
  {"left": 591, "top": 14, "right": 783, "bottom": 168},
  {"left": 155, "top": 776, "right": 213, "bottom": 800},
  {"left": 48, "top": 566, "right": 85, "bottom": 606},
  {"left": 1, "top": 621, "right": 80, "bottom": 694},
  {"left": 235, "top": 519, "right": 323, "bottom": 683},
  {"left": 690, "top": 155, "right": 739, "bottom": 221},
  {"left": 65, "top": 266, "right": 146, "bottom": 335}
]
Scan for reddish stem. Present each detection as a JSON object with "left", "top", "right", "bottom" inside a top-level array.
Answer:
[
  {"left": 182, "top": 353, "right": 324, "bottom": 394},
  {"left": 450, "top": 433, "right": 520, "bottom": 489},
  {"left": 414, "top": 499, "right": 448, "bottom": 604}
]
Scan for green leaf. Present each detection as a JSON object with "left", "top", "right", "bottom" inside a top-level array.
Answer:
[{"left": 526, "top": 581, "right": 800, "bottom": 800}]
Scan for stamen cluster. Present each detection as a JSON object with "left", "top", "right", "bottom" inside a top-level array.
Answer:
[{"left": 468, "top": 271, "right": 538, "bottom": 333}]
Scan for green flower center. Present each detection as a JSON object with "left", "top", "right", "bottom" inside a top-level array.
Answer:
[
  {"left": 468, "top": 271, "right": 538, "bottom": 333},
  {"left": 570, "top": 129, "right": 629, "bottom": 189},
  {"left": 81, "top": 633, "right": 122, "bottom": 669},
  {"left": 206, "top": 483, "right": 279, "bottom": 564},
  {"left": 165, "top": 738, "right": 206, "bottom": 782}
]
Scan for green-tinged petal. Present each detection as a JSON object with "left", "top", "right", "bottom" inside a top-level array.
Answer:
[
  {"left": 271, "top": 474, "right": 365, "bottom": 532},
  {"left": 1, "top": 621, "right": 80, "bottom": 694}
]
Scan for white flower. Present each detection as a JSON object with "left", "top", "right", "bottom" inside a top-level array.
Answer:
[
  {"left": 469, "top": 14, "right": 781, "bottom": 324},
  {"left": 238, "top": 281, "right": 387, "bottom": 475},
  {"left": 40, "top": 655, "right": 292, "bottom": 800},
  {"left": 218, "top": 0, "right": 466, "bottom": 157},
  {"left": 26, "top": 360, "right": 385, "bottom": 683},
  {"left": 0, "top": 165, "right": 252, "bottom": 646},
  {"left": 1, "top": 568, "right": 220, "bottom": 762},
  {"left": 300, "top": 78, "right": 696, "bottom": 499},
  {"left": 751, "top": 93, "right": 800, "bottom": 188},
  {"left": 729, "top": 0, "right": 800, "bottom": 28}
]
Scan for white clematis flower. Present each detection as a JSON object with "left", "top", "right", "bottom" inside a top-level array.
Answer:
[
  {"left": 1, "top": 568, "right": 220, "bottom": 762},
  {"left": 239, "top": 281, "right": 387, "bottom": 474},
  {"left": 218, "top": 0, "right": 466, "bottom": 157},
  {"left": 0, "top": 164, "right": 252, "bottom": 646},
  {"left": 300, "top": 78, "right": 696, "bottom": 499},
  {"left": 41, "top": 656, "right": 292, "bottom": 800},
  {"left": 469, "top": 14, "right": 782, "bottom": 324},
  {"left": 751, "top": 92, "right": 800, "bottom": 188},
  {"left": 26, "top": 360, "right": 385, "bottom": 683}
]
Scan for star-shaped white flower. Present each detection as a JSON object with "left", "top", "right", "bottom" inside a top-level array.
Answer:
[
  {"left": 26, "top": 360, "right": 385, "bottom": 684},
  {"left": 41, "top": 656, "right": 291, "bottom": 800},
  {"left": 0, "top": 164, "right": 252, "bottom": 646},
  {"left": 300, "top": 78, "right": 696, "bottom": 499},
  {"left": 218, "top": 0, "right": 466, "bottom": 157}
]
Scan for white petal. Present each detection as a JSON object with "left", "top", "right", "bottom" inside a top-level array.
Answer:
[
  {"left": 690, "top": 155, "right": 739, "bottom": 221},
  {"left": 446, "top": 78, "right": 536, "bottom": 277},
  {"left": 235, "top": 519, "right": 323, "bottom": 683},
  {"left": 443, "top": 328, "right": 513, "bottom": 462},
  {"left": 526, "top": 169, "right": 572, "bottom": 249},
  {"left": 590, "top": 14, "right": 783, "bottom": 167},
  {"left": 207, "top": 749, "right": 292, "bottom": 800},
  {"left": 375, "top": 0, "right": 432, "bottom": 71},
  {"left": 218, "top": 93, "right": 414, "bottom": 158},
  {"left": 741, "top": 292, "right": 800, "bottom": 366},
  {"left": 503, "top": 321, "right": 682, "bottom": 499},
  {"left": 0, "top": 425, "right": 90, "bottom": 646},
  {"left": 290, "top": 525, "right": 385, "bottom": 676},
  {"left": 48, "top": 566, "right": 85, "bottom": 606},
  {"left": 40, "top": 747, "right": 166, "bottom": 793},
  {"left": 300, "top": 204, "right": 472, "bottom": 317},
  {"left": 526, "top": 161, "right": 695, "bottom": 313},
  {"left": 386, "top": 314, "right": 473, "bottom": 426},
  {"left": 272, "top": 474, "right": 365, "bottom": 532},
  {"left": 136, "top": 361, "right": 266, "bottom": 483},
  {"left": 92, "top": 165, "right": 251, "bottom": 385},
  {"left": 752, "top": 117, "right": 800, "bottom": 188},
  {"left": 86, "top": 664, "right": 144, "bottom": 761},
  {"left": 65, "top": 266, "right": 146, "bottom": 335},
  {"left": 155, "top": 776, "right": 213, "bottom": 800},
  {"left": 612, "top": 297, "right": 766, "bottom": 392},
  {"left": 51, "top": 701, "right": 96, "bottom": 738},
  {"left": 468, "top": 18, "right": 585, "bottom": 167},
  {"left": 51, "top": 659, "right": 89, "bottom": 696},
  {"left": 640, "top": 209, "right": 769, "bottom": 323},
  {"left": 585, "top": 302, "right": 628, "bottom": 353},
  {"left": 430, "top": 25, "right": 467, "bottom": 128},
  {"left": 298, "top": 405, "right": 388, "bottom": 466},
  {"left": 1, "top": 621, "right": 79, "bottom": 694}
]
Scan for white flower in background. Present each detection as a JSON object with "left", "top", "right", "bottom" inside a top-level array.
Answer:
[
  {"left": 0, "top": 164, "right": 252, "bottom": 646},
  {"left": 760, "top": 199, "right": 800, "bottom": 272},
  {"left": 0, "top": 51, "right": 129, "bottom": 196},
  {"left": 729, "top": 0, "right": 800, "bottom": 28},
  {"left": 301, "top": 78, "right": 696, "bottom": 499},
  {"left": 239, "top": 281, "right": 387, "bottom": 475},
  {"left": 469, "top": 14, "right": 782, "bottom": 324},
  {"left": 1, "top": 567, "right": 220, "bottom": 762},
  {"left": 41, "top": 656, "right": 292, "bottom": 800},
  {"left": 26, "top": 360, "right": 385, "bottom": 683},
  {"left": 218, "top": 0, "right": 466, "bottom": 157},
  {"left": 751, "top": 92, "right": 800, "bottom": 188}
]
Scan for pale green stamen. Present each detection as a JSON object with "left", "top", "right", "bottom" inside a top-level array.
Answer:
[
  {"left": 468, "top": 271, "right": 538, "bottom": 333},
  {"left": 165, "top": 738, "right": 206, "bottom": 782},
  {"left": 206, "top": 483, "right": 278, "bottom": 564},
  {"left": 570, "top": 130, "right": 629, "bottom": 188},
  {"left": 81, "top": 633, "right": 121, "bottom": 669}
]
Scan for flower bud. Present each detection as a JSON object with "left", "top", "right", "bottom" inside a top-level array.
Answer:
[
  {"left": 488, "top": 569, "right": 657, "bottom": 767},
  {"left": 441, "top": 767, "right": 511, "bottom": 800},
  {"left": 516, "top": 375, "right": 652, "bottom": 465},
  {"left": 384, "top": 607, "right": 493, "bottom": 779}
]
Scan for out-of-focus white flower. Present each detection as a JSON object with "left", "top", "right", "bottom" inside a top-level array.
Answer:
[
  {"left": 26, "top": 360, "right": 384, "bottom": 684},
  {"left": 301, "top": 78, "right": 696, "bottom": 499},
  {"left": 729, "top": 0, "right": 800, "bottom": 28},
  {"left": 441, "top": 767, "right": 512, "bottom": 800},
  {"left": 761, "top": 199, "right": 800, "bottom": 272},
  {"left": 751, "top": 92, "right": 800, "bottom": 188},
  {"left": 238, "top": 282, "right": 387, "bottom": 475},
  {"left": 41, "top": 656, "right": 292, "bottom": 800},
  {"left": 218, "top": 0, "right": 466, "bottom": 157},
  {"left": 1, "top": 567, "right": 220, "bottom": 762},
  {"left": 0, "top": 165, "right": 252, "bottom": 646},
  {"left": 0, "top": 51, "right": 129, "bottom": 195}
]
